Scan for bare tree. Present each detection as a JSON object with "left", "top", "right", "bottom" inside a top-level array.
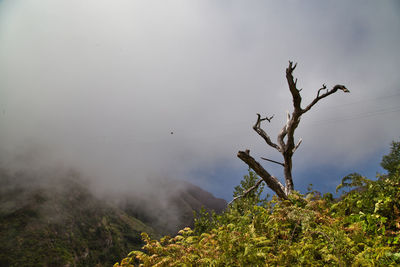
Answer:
[{"left": 234, "top": 61, "right": 349, "bottom": 202}]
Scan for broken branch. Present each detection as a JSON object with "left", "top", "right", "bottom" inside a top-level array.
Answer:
[
  {"left": 228, "top": 178, "right": 264, "bottom": 205},
  {"left": 292, "top": 138, "right": 302, "bottom": 153},
  {"left": 237, "top": 151, "right": 288, "bottom": 200}
]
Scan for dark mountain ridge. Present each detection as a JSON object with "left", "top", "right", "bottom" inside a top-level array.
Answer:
[
  {"left": 120, "top": 179, "right": 227, "bottom": 235},
  {"left": 0, "top": 167, "right": 226, "bottom": 266}
]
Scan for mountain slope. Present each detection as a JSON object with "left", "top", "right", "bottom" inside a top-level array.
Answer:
[
  {"left": 120, "top": 179, "right": 227, "bottom": 235},
  {"left": 0, "top": 168, "right": 227, "bottom": 266},
  {"left": 0, "top": 168, "right": 156, "bottom": 267}
]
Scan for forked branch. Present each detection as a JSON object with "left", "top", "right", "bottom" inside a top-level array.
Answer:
[{"left": 253, "top": 113, "right": 281, "bottom": 152}]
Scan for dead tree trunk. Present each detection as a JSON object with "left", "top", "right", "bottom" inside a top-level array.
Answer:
[{"left": 235, "top": 61, "right": 349, "bottom": 201}]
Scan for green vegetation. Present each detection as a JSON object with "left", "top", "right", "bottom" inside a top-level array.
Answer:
[
  {"left": 115, "top": 141, "right": 400, "bottom": 266},
  {"left": 0, "top": 166, "right": 227, "bottom": 266},
  {"left": 0, "top": 173, "right": 156, "bottom": 267}
]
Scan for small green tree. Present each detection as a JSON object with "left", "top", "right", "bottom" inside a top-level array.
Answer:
[
  {"left": 193, "top": 207, "right": 218, "bottom": 234},
  {"left": 334, "top": 140, "right": 400, "bottom": 239},
  {"left": 230, "top": 169, "right": 268, "bottom": 211},
  {"left": 381, "top": 140, "right": 400, "bottom": 176},
  {"left": 194, "top": 169, "right": 268, "bottom": 234}
]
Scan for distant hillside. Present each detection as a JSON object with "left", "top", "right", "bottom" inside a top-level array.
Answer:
[
  {"left": 120, "top": 179, "right": 227, "bottom": 235},
  {"left": 0, "top": 168, "right": 157, "bottom": 267},
  {"left": 0, "top": 167, "right": 226, "bottom": 266}
]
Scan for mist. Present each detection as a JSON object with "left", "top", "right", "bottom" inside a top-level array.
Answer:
[{"left": 1, "top": 1, "right": 400, "bottom": 200}]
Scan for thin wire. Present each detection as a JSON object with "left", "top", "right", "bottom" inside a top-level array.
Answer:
[
  {"left": 307, "top": 106, "right": 400, "bottom": 126},
  {"left": 320, "top": 91, "right": 400, "bottom": 110}
]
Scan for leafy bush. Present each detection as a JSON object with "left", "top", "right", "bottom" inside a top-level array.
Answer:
[{"left": 115, "top": 141, "right": 400, "bottom": 266}]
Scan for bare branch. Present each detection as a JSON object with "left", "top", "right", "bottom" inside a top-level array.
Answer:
[
  {"left": 257, "top": 113, "right": 274, "bottom": 123},
  {"left": 286, "top": 111, "right": 290, "bottom": 124},
  {"left": 228, "top": 178, "right": 263, "bottom": 205},
  {"left": 302, "top": 84, "right": 349, "bottom": 114},
  {"left": 253, "top": 113, "right": 281, "bottom": 152},
  {"left": 277, "top": 124, "right": 287, "bottom": 151},
  {"left": 276, "top": 110, "right": 292, "bottom": 151},
  {"left": 286, "top": 61, "right": 302, "bottom": 110},
  {"left": 260, "top": 157, "right": 285, "bottom": 167},
  {"left": 237, "top": 151, "right": 288, "bottom": 200},
  {"left": 290, "top": 61, "right": 297, "bottom": 71},
  {"left": 317, "top": 84, "right": 327, "bottom": 98},
  {"left": 292, "top": 138, "right": 302, "bottom": 153}
]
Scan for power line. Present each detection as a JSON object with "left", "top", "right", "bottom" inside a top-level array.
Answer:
[
  {"left": 320, "top": 92, "right": 400, "bottom": 110},
  {"left": 307, "top": 106, "right": 400, "bottom": 126}
]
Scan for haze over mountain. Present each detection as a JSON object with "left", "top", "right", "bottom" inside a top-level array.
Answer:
[
  {"left": 0, "top": 1, "right": 399, "bottom": 266},
  {"left": 0, "top": 165, "right": 226, "bottom": 266},
  {"left": 0, "top": 0, "right": 399, "bottom": 207}
]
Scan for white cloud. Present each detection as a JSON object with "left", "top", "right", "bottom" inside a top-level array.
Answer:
[{"left": 0, "top": 0, "right": 399, "bottom": 195}]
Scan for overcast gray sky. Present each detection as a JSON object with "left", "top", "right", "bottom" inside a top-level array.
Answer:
[{"left": 1, "top": 0, "right": 399, "bottom": 199}]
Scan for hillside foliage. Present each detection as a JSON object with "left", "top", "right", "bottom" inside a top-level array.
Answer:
[
  {"left": 0, "top": 167, "right": 226, "bottom": 266},
  {"left": 0, "top": 172, "right": 155, "bottom": 267},
  {"left": 115, "top": 141, "right": 400, "bottom": 266}
]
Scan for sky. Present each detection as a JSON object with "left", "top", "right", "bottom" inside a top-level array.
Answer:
[{"left": 0, "top": 0, "right": 399, "bottom": 201}]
